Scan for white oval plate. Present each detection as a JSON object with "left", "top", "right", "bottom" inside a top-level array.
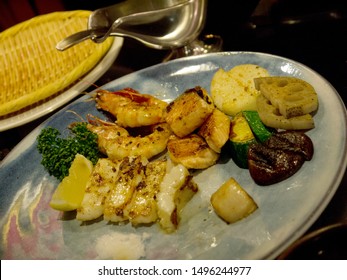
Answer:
[
  {"left": 0, "top": 37, "right": 124, "bottom": 132},
  {"left": 0, "top": 52, "right": 346, "bottom": 260}
]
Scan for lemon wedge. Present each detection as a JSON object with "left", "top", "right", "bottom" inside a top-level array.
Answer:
[{"left": 49, "top": 154, "right": 93, "bottom": 211}]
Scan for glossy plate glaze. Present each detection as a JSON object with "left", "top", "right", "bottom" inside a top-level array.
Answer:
[{"left": 0, "top": 52, "right": 346, "bottom": 260}]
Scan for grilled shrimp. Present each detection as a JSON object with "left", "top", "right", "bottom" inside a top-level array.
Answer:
[
  {"left": 86, "top": 115, "right": 129, "bottom": 156},
  {"left": 87, "top": 116, "right": 172, "bottom": 161},
  {"left": 95, "top": 88, "right": 168, "bottom": 127}
]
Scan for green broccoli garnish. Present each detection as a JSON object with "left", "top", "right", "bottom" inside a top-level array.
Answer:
[{"left": 37, "top": 122, "right": 101, "bottom": 181}]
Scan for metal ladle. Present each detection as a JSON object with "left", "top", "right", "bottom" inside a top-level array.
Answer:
[{"left": 56, "top": 0, "right": 207, "bottom": 51}]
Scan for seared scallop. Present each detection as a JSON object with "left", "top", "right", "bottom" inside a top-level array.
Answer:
[
  {"left": 167, "top": 134, "right": 219, "bottom": 169},
  {"left": 165, "top": 86, "right": 214, "bottom": 137},
  {"left": 198, "top": 108, "right": 230, "bottom": 153}
]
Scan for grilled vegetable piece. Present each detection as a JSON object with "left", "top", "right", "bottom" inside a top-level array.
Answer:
[
  {"left": 254, "top": 76, "right": 318, "bottom": 118},
  {"left": 256, "top": 94, "right": 315, "bottom": 130},
  {"left": 165, "top": 86, "right": 214, "bottom": 137},
  {"left": 248, "top": 131, "right": 314, "bottom": 185},
  {"left": 167, "top": 134, "right": 220, "bottom": 169},
  {"left": 248, "top": 144, "right": 305, "bottom": 186},
  {"left": 211, "top": 177, "right": 258, "bottom": 224},
  {"left": 198, "top": 108, "right": 231, "bottom": 153},
  {"left": 210, "top": 64, "right": 270, "bottom": 116},
  {"left": 242, "top": 110, "right": 275, "bottom": 143},
  {"left": 254, "top": 76, "right": 318, "bottom": 130},
  {"left": 124, "top": 159, "right": 167, "bottom": 225},
  {"left": 229, "top": 113, "right": 257, "bottom": 168},
  {"left": 103, "top": 156, "right": 147, "bottom": 222},
  {"left": 265, "top": 131, "right": 314, "bottom": 161},
  {"left": 156, "top": 160, "right": 198, "bottom": 233}
]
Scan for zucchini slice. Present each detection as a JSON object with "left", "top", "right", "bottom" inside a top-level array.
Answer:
[
  {"left": 242, "top": 110, "right": 275, "bottom": 143},
  {"left": 229, "top": 113, "right": 256, "bottom": 168}
]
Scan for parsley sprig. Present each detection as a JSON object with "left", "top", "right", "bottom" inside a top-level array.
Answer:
[{"left": 37, "top": 122, "right": 100, "bottom": 180}]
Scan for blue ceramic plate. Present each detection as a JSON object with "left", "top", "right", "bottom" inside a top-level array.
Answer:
[{"left": 1, "top": 52, "right": 346, "bottom": 260}]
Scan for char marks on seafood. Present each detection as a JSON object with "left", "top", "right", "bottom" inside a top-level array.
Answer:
[
  {"left": 198, "top": 108, "right": 231, "bottom": 153},
  {"left": 156, "top": 159, "right": 198, "bottom": 233},
  {"left": 76, "top": 156, "right": 198, "bottom": 232},
  {"left": 124, "top": 159, "right": 167, "bottom": 225},
  {"left": 76, "top": 158, "right": 121, "bottom": 221},
  {"left": 103, "top": 156, "right": 146, "bottom": 222},
  {"left": 165, "top": 86, "right": 215, "bottom": 137}
]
